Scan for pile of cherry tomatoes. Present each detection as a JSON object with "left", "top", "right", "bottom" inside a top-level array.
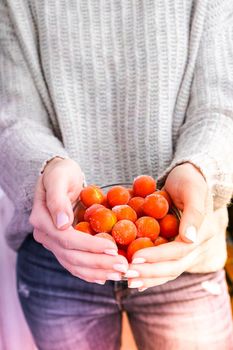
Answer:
[{"left": 74, "top": 175, "right": 179, "bottom": 262}]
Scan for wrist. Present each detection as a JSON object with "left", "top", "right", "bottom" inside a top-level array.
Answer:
[
  {"left": 41, "top": 156, "right": 65, "bottom": 175},
  {"left": 172, "top": 162, "right": 206, "bottom": 184},
  {"left": 181, "top": 162, "right": 206, "bottom": 181}
]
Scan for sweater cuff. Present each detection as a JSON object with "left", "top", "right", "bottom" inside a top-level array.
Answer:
[{"left": 158, "top": 153, "right": 233, "bottom": 209}]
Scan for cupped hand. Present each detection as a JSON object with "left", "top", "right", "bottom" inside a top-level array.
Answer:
[
  {"left": 29, "top": 158, "right": 128, "bottom": 284},
  {"left": 125, "top": 163, "right": 214, "bottom": 290}
]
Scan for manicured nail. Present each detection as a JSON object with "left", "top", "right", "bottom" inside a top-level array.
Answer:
[
  {"left": 185, "top": 226, "right": 197, "bottom": 243},
  {"left": 113, "top": 264, "right": 128, "bottom": 273},
  {"left": 124, "top": 270, "right": 140, "bottom": 278},
  {"left": 132, "top": 258, "right": 146, "bottom": 264},
  {"left": 107, "top": 273, "right": 122, "bottom": 281},
  {"left": 104, "top": 249, "right": 118, "bottom": 256},
  {"left": 56, "top": 212, "right": 69, "bottom": 228},
  {"left": 94, "top": 280, "right": 106, "bottom": 285},
  {"left": 128, "top": 280, "right": 144, "bottom": 289}
]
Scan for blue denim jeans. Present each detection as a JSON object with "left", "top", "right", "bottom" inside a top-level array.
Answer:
[{"left": 17, "top": 234, "right": 233, "bottom": 350}]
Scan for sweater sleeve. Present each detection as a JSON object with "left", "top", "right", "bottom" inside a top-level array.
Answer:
[
  {"left": 160, "top": 2, "right": 233, "bottom": 209},
  {"left": 0, "top": 1, "right": 68, "bottom": 214}
]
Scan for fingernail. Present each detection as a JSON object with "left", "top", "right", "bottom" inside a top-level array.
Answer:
[
  {"left": 94, "top": 280, "right": 106, "bottom": 285},
  {"left": 107, "top": 273, "right": 122, "bottom": 281},
  {"left": 124, "top": 270, "right": 140, "bottom": 278},
  {"left": 104, "top": 249, "right": 118, "bottom": 256},
  {"left": 139, "top": 287, "right": 148, "bottom": 292},
  {"left": 185, "top": 226, "right": 197, "bottom": 243},
  {"left": 113, "top": 264, "right": 128, "bottom": 273},
  {"left": 132, "top": 258, "right": 146, "bottom": 264},
  {"left": 56, "top": 212, "right": 69, "bottom": 228},
  {"left": 128, "top": 280, "right": 144, "bottom": 289}
]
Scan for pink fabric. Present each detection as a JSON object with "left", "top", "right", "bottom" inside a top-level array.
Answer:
[{"left": 0, "top": 191, "right": 36, "bottom": 350}]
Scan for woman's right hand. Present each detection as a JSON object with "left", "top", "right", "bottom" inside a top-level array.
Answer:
[{"left": 29, "top": 157, "right": 128, "bottom": 284}]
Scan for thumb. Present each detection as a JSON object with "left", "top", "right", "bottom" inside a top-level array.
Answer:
[
  {"left": 42, "top": 158, "right": 84, "bottom": 230},
  {"left": 178, "top": 186, "right": 207, "bottom": 244},
  {"left": 45, "top": 178, "right": 74, "bottom": 230}
]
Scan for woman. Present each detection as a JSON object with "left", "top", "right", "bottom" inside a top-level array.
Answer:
[{"left": 0, "top": 0, "right": 233, "bottom": 349}]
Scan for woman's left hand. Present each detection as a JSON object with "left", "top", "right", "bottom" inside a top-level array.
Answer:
[{"left": 125, "top": 163, "right": 215, "bottom": 290}]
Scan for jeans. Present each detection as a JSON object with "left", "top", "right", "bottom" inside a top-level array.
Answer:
[{"left": 17, "top": 234, "right": 233, "bottom": 350}]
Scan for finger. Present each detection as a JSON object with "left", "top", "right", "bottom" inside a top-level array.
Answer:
[
  {"left": 128, "top": 277, "right": 175, "bottom": 290},
  {"left": 29, "top": 175, "right": 46, "bottom": 226},
  {"left": 32, "top": 175, "right": 46, "bottom": 203},
  {"left": 30, "top": 176, "right": 71, "bottom": 233},
  {"left": 34, "top": 229, "right": 128, "bottom": 270},
  {"left": 178, "top": 181, "right": 207, "bottom": 244},
  {"left": 127, "top": 247, "right": 200, "bottom": 279},
  {"left": 31, "top": 197, "right": 68, "bottom": 235},
  {"left": 42, "top": 159, "right": 84, "bottom": 230},
  {"left": 126, "top": 261, "right": 182, "bottom": 279},
  {"left": 164, "top": 163, "right": 209, "bottom": 244},
  {"left": 57, "top": 258, "right": 124, "bottom": 283},
  {"left": 33, "top": 227, "right": 118, "bottom": 255},
  {"left": 44, "top": 171, "right": 74, "bottom": 230},
  {"left": 131, "top": 241, "right": 196, "bottom": 263},
  {"left": 60, "top": 249, "right": 128, "bottom": 271}
]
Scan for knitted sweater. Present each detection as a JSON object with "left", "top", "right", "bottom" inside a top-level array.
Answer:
[{"left": 0, "top": 0, "right": 233, "bottom": 266}]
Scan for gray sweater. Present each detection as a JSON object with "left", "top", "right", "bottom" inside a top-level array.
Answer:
[{"left": 0, "top": 0, "right": 233, "bottom": 251}]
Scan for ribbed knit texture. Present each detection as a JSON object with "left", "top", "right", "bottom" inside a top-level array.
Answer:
[{"left": 0, "top": 0, "right": 233, "bottom": 251}]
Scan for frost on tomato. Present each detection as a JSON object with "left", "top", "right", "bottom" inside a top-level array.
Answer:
[
  {"left": 112, "top": 220, "right": 137, "bottom": 245},
  {"left": 89, "top": 208, "right": 117, "bottom": 233},
  {"left": 84, "top": 203, "right": 104, "bottom": 222},
  {"left": 135, "top": 216, "right": 160, "bottom": 241},
  {"left": 112, "top": 205, "right": 137, "bottom": 222}
]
